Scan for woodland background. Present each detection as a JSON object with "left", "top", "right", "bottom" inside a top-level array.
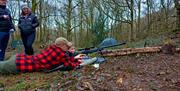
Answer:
[{"left": 8, "top": 0, "right": 180, "bottom": 48}]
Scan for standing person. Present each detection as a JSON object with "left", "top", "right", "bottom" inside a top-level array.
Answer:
[
  {"left": 0, "top": 0, "right": 15, "bottom": 61},
  {"left": 18, "top": 5, "right": 39, "bottom": 55}
]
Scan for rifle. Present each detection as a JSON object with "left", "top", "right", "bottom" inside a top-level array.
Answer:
[
  {"left": 78, "top": 41, "right": 127, "bottom": 54},
  {"left": 44, "top": 38, "right": 127, "bottom": 73}
]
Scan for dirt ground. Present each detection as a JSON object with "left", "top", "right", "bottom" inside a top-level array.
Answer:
[
  {"left": 70, "top": 53, "right": 180, "bottom": 91},
  {"left": 0, "top": 52, "right": 179, "bottom": 91},
  {"left": 1, "top": 52, "right": 180, "bottom": 90}
]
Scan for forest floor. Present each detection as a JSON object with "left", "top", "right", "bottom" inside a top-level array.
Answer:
[
  {"left": 0, "top": 33, "right": 180, "bottom": 91},
  {"left": 0, "top": 53, "right": 179, "bottom": 91}
]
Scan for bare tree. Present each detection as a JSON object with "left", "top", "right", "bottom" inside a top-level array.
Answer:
[{"left": 174, "top": 0, "right": 180, "bottom": 30}]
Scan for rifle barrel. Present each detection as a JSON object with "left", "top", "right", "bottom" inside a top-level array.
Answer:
[
  {"left": 79, "top": 41, "right": 126, "bottom": 54},
  {"left": 80, "top": 48, "right": 99, "bottom": 54},
  {"left": 78, "top": 46, "right": 95, "bottom": 51}
]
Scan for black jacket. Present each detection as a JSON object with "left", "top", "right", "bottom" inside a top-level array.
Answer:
[
  {"left": 18, "top": 13, "right": 39, "bottom": 33},
  {"left": 0, "top": 5, "right": 15, "bottom": 32}
]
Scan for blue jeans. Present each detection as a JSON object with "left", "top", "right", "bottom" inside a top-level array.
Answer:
[
  {"left": 0, "top": 32, "right": 10, "bottom": 61},
  {"left": 21, "top": 31, "right": 35, "bottom": 55}
]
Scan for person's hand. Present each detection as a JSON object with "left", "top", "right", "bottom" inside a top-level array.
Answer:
[
  {"left": 74, "top": 54, "right": 86, "bottom": 59},
  {"left": 3, "top": 15, "right": 10, "bottom": 19},
  {"left": 9, "top": 29, "right": 15, "bottom": 33}
]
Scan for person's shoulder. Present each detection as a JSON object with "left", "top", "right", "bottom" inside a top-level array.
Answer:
[
  {"left": 51, "top": 44, "right": 60, "bottom": 49},
  {"left": 19, "top": 14, "right": 24, "bottom": 18},
  {"left": 47, "top": 44, "right": 57, "bottom": 49},
  {"left": 51, "top": 44, "right": 64, "bottom": 51},
  {"left": 49, "top": 44, "right": 55, "bottom": 47},
  {"left": 29, "top": 13, "right": 37, "bottom": 17}
]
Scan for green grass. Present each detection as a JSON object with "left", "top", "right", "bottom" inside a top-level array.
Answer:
[{"left": 0, "top": 71, "right": 81, "bottom": 91}]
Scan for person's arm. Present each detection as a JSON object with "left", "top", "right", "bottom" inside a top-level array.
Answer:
[
  {"left": 18, "top": 18, "right": 22, "bottom": 30},
  {"left": 32, "top": 16, "right": 39, "bottom": 28},
  {"left": 0, "top": 15, "right": 4, "bottom": 20},
  {"left": 9, "top": 14, "right": 15, "bottom": 31},
  {"left": 64, "top": 52, "right": 81, "bottom": 69},
  {"left": 5, "top": 9, "right": 15, "bottom": 31},
  {"left": 0, "top": 15, "right": 9, "bottom": 20},
  {"left": 74, "top": 54, "right": 86, "bottom": 59}
]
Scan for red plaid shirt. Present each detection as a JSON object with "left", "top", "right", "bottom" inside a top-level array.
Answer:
[{"left": 15, "top": 45, "right": 81, "bottom": 72}]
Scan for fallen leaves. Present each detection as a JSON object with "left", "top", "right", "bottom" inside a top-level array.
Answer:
[
  {"left": 0, "top": 53, "right": 179, "bottom": 91},
  {"left": 116, "top": 77, "right": 123, "bottom": 86},
  {"left": 82, "top": 82, "right": 95, "bottom": 91}
]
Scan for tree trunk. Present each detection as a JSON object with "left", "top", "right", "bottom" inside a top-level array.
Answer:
[
  {"left": 147, "top": 0, "right": 151, "bottom": 32},
  {"left": 126, "top": 0, "right": 134, "bottom": 41},
  {"left": 102, "top": 46, "right": 180, "bottom": 57},
  {"left": 174, "top": 0, "right": 180, "bottom": 30},
  {"left": 177, "top": 8, "right": 180, "bottom": 29},
  {"left": 137, "top": 0, "right": 141, "bottom": 37},
  {"left": 31, "top": 0, "right": 36, "bottom": 13},
  {"left": 67, "top": 0, "right": 73, "bottom": 41},
  {"left": 39, "top": 0, "right": 43, "bottom": 42},
  {"left": 78, "top": 0, "right": 84, "bottom": 47}
]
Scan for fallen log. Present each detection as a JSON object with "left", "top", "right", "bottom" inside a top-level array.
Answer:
[{"left": 101, "top": 46, "right": 180, "bottom": 57}]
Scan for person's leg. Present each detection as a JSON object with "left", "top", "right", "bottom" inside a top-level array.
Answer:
[
  {"left": 21, "top": 32, "right": 35, "bottom": 55},
  {"left": 0, "top": 32, "right": 9, "bottom": 61},
  {"left": 21, "top": 32, "right": 27, "bottom": 51},
  {"left": 25, "top": 32, "right": 35, "bottom": 55},
  {"left": 0, "top": 55, "right": 18, "bottom": 74}
]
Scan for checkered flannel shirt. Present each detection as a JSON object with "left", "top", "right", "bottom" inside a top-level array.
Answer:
[{"left": 15, "top": 45, "right": 81, "bottom": 72}]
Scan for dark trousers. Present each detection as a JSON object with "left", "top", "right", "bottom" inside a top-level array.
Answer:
[
  {"left": 21, "top": 31, "right": 35, "bottom": 55},
  {"left": 0, "top": 32, "right": 9, "bottom": 61}
]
